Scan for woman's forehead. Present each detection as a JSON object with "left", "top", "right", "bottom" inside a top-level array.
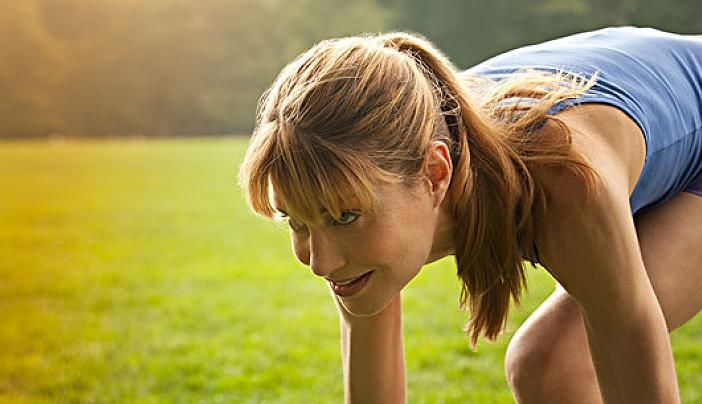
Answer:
[
  {"left": 270, "top": 188, "right": 339, "bottom": 215},
  {"left": 271, "top": 187, "right": 370, "bottom": 214},
  {"left": 270, "top": 181, "right": 412, "bottom": 215}
]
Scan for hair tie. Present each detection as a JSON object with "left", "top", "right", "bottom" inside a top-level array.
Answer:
[{"left": 441, "top": 102, "right": 461, "bottom": 172}]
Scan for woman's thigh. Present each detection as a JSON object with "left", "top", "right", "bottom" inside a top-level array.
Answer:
[
  {"left": 508, "top": 189, "right": 702, "bottom": 382},
  {"left": 635, "top": 190, "right": 702, "bottom": 328}
]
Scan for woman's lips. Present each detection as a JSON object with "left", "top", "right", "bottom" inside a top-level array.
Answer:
[{"left": 330, "top": 271, "right": 373, "bottom": 297}]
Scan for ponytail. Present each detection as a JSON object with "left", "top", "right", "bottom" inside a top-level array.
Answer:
[{"left": 378, "top": 32, "right": 599, "bottom": 348}]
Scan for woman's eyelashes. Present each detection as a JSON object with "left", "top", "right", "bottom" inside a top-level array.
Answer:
[
  {"left": 275, "top": 214, "right": 305, "bottom": 232},
  {"left": 276, "top": 210, "right": 360, "bottom": 231},
  {"left": 288, "top": 216, "right": 306, "bottom": 232},
  {"left": 332, "top": 210, "right": 360, "bottom": 226}
]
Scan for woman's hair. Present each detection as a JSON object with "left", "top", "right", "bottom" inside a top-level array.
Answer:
[{"left": 238, "top": 31, "right": 600, "bottom": 347}]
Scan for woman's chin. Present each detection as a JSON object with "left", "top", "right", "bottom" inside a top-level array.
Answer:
[
  {"left": 341, "top": 293, "right": 395, "bottom": 317},
  {"left": 338, "top": 273, "right": 414, "bottom": 317}
]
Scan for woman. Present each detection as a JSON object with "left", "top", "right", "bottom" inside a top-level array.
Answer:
[{"left": 238, "top": 26, "right": 702, "bottom": 403}]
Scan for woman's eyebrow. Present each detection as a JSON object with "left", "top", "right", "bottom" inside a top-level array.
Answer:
[{"left": 274, "top": 207, "right": 329, "bottom": 215}]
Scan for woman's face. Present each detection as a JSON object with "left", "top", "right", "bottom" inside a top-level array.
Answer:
[{"left": 274, "top": 141, "right": 455, "bottom": 317}]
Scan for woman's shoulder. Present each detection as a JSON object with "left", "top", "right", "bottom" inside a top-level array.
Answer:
[{"left": 535, "top": 103, "right": 646, "bottom": 203}]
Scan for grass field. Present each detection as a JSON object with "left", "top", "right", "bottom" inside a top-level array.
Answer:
[{"left": 1, "top": 137, "right": 701, "bottom": 403}]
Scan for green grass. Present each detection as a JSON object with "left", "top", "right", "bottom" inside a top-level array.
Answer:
[{"left": 0, "top": 137, "right": 700, "bottom": 403}]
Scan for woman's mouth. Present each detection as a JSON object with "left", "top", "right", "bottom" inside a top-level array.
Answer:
[{"left": 329, "top": 271, "right": 374, "bottom": 297}]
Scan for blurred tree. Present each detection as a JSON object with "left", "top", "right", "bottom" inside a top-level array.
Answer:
[
  {"left": 382, "top": 0, "right": 702, "bottom": 69},
  {"left": 0, "top": 1, "right": 68, "bottom": 138},
  {"left": 0, "top": 0, "right": 699, "bottom": 138},
  {"left": 630, "top": 0, "right": 702, "bottom": 33},
  {"left": 36, "top": 0, "right": 389, "bottom": 137}
]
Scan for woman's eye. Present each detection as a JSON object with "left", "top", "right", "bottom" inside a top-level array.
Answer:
[
  {"left": 276, "top": 210, "right": 358, "bottom": 230},
  {"left": 333, "top": 211, "right": 360, "bottom": 226}
]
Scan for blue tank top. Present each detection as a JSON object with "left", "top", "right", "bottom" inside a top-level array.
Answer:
[{"left": 465, "top": 26, "right": 702, "bottom": 216}]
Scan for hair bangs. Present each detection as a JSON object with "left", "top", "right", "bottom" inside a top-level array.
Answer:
[
  {"left": 268, "top": 127, "right": 387, "bottom": 226},
  {"left": 238, "top": 121, "right": 282, "bottom": 220}
]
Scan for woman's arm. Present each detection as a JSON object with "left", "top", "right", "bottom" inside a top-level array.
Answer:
[
  {"left": 536, "top": 165, "right": 680, "bottom": 403},
  {"left": 332, "top": 291, "right": 406, "bottom": 404}
]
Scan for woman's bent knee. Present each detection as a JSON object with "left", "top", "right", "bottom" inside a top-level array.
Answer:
[
  {"left": 505, "top": 289, "right": 601, "bottom": 402},
  {"left": 505, "top": 331, "right": 558, "bottom": 400}
]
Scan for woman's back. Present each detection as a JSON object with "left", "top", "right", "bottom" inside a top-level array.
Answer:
[{"left": 465, "top": 26, "right": 702, "bottom": 215}]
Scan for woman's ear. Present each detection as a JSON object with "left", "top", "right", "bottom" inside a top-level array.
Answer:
[{"left": 424, "top": 140, "right": 452, "bottom": 207}]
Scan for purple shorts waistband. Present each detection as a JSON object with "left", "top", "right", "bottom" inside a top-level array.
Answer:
[{"left": 684, "top": 174, "right": 702, "bottom": 197}]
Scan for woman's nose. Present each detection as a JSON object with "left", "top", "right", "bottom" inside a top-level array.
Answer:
[{"left": 294, "top": 232, "right": 346, "bottom": 277}]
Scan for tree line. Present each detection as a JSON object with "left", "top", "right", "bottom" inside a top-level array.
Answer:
[{"left": 2, "top": 0, "right": 699, "bottom": 138}]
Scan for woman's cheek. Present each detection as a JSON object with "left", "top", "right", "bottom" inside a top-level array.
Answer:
[{"left": 356, "top": 231, "right": 395, "bottom": 266}]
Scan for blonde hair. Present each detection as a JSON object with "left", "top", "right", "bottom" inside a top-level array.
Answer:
[{"left": 238, "top": 31, "right": 600, "bottom": 347}]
